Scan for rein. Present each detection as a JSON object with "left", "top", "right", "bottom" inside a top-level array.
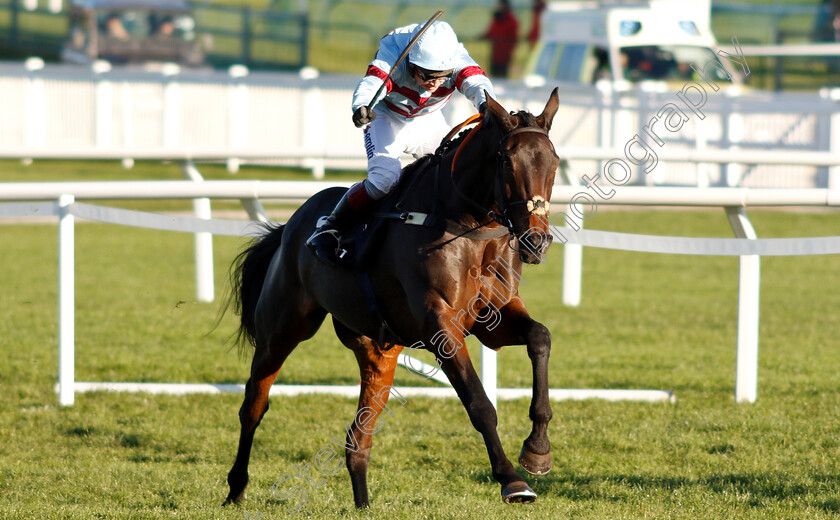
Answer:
[{"left": 378, "top": 114, "right": 551, "bottom": 244}]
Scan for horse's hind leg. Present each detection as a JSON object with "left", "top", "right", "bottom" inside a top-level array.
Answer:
[
  {"left": 333, "top": 318, "right": 403, "bottom": 509},
  {"left": 224, "top": 307, "right": 327, "bottom": 505}
]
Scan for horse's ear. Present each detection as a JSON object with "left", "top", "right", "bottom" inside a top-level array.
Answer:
[
  {"left": 482, "top": 91, "right": 516, "bottom": 133},
  {"left": 536, "top": 87, "right": 560, "bottom": 131}
]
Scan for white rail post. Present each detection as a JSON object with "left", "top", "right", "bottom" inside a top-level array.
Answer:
[
  {"left": 228, "top": 64, "right": 249, "bottom": 173},
  {"left": 596, "top": 80, "right": 613, "bottom": 187},
  {"left": 58, "top": 194, "right": 75, "bottom": 406},
  {"left": 724, "top": 89, "right": 745, "bottom": 187},
  {"left": 726, "top": 206, "right": 760, "bottom": 403},
  {"left": 93, "top": 61, "right": 113, "bottom": 149},
  {"left": 121, "top": 79, "right": 134, "bottom": 151},
  {"left": 825, "top": 88, "right": 840, "bottom": 189},
  {"left": 562, "top": 225, "right": 583, "bottom": 307},
  {"left": 299, "top": 67, "right": 325, "bottom": 179},
  {"left": 638, "top": 81, "right": 667, "bottom": 185},
  {"left": 695, "top": 110, "right": 710, "bottom": 187},
  {"left": 558, "top": 164, "right": 583, "bottom": 307},
  {"left": 24, "top": 57, "right": 46, "bottom": 150},
  {"left": 481, "top": 346, "right": 498, "bottom": 409},
  {"left": 162, "top": 63, "right": 181, "bottom": 149},
  {"left": 181, "top": 161, "right": 214, "bottom": 302}
]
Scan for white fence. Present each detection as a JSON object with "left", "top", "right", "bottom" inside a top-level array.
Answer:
[
  {"left": 1, "top": 59, "right": 839, "bottom": 186},
  {"left": 3, "top": 175, "right": 839, "bottom": 407},
  {"left": 2, "top": 59, "right": 839, "bottom": 407}
]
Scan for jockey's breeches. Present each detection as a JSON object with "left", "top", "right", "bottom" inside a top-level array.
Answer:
[{"left": 361, "top": 108, "right": 450, "bottom": 200}]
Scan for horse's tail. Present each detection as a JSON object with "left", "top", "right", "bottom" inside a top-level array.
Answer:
[{"left": 228, "top": 222, "right": 285, "bottom": 349}]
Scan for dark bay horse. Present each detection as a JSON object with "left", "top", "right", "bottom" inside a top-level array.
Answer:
[{"left": 224, "top": 88, "right": 561, "bottom": 508}]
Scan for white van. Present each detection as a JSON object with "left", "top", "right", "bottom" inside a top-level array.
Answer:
[{"left": 524, "top": 0, "right": 736, "bottom": 87}]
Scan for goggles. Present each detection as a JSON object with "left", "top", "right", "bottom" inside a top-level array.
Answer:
[{"left": 411, "top": 64, "right": 454, "bottom": 82}]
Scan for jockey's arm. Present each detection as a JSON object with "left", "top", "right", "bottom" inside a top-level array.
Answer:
[
  {"left": 351, "top": 32, "right": 403, "bottom": 113},
  {"left": 352, "top": 69, "right": 388, "bottom": 114},
  {"left": 454, "top": 46, "right": 496, "bottom": 111},
  {"left": 458, "top": 71, "right": 494, "bottom": 112}
]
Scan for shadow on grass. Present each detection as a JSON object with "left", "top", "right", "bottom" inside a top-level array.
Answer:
[
  {"left": 527, "top": 469, "right": 840, "bottom": 506},
  {"left": 465, "top": 464, "right": 840, "bottom": 512}
]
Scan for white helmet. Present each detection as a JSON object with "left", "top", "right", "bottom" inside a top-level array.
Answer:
[{"left": 408, "top": 21, "right": 459, "bottom": 72}]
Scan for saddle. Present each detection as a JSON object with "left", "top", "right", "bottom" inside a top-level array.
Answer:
[{"left": 327, "top": 198, "right": 394, "bottom": 271}]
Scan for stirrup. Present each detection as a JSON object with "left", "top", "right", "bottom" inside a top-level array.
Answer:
[
  {"left": 305, "top": 226, "right": 340, "bottom": 247},
  {"left": 306, "top": 225, "right": 349, "bottom": 266}
]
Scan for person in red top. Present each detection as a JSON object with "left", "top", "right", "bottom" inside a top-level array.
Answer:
[
  {"left": 483, "top": 0, "right": 518, "bottom": 78},
  {"left": 528, "top": 0, "right": 546, "bottom": 48}
]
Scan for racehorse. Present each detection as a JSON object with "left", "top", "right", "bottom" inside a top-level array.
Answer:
[{"left": 223, "top": 88, "right": 561, "bottom": 508}]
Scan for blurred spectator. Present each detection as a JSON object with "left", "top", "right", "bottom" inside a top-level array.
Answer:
[
  {"left": 154, "top": 17, "right": 175, "bottom": 38},
  {"left": 105, "top": 14, "right": 129, "bottom": 40},
  {"left": 814, "top": 0, "right": 840, "bottom": 42},
  {"left": 483, "top": 0, "right": 518, "bottom": 78},
  {"left": 813, "top": 0, "right": 840, "bottom": 72},
  {"left": 591, "top": 47, "right": 610, "bottom": 82},
  {"left": 528, "top": 0, "right": 546, "bottom": 48}
]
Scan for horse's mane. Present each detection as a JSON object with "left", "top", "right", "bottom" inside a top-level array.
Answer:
[{"left": 397, "top": 109, "right": 539, "bottom": 189}]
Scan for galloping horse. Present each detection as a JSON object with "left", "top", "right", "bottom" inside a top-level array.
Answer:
[{"left": 224, "top": 88, "right": 561, "bottom": 508}]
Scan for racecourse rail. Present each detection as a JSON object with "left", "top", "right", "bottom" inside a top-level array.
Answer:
[
  {"left": 3, "top": 155, "right": 840, "bottom": 408},
  {"left": 3, "top": 59, "right": 839, "bottom": 188}
]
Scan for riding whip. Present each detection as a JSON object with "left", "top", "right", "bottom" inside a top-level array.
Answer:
[{"left": 365, "top": 10, "right": 445, "bottom": 112}]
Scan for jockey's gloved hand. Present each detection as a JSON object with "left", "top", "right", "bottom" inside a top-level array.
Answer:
[
  {"left": 352, "top": 107, "right": 376, "bottom": 128},
  {"left": 478, "top": 102, "right": 487, "bottom": 114}
]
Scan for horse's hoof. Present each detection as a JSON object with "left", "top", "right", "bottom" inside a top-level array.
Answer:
[
  {"left": 519, "top": 445, "right": 552, "bottom": 475},
  {"left": 501, "top": 481, "right": 537, "bottom": 504},
  {"left": 222, "top": 490, "right": 244, "bottom": 506}
]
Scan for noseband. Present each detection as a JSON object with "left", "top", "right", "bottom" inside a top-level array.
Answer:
[{"left": 449, "top": 119, "right": 552, "bottom": 245}]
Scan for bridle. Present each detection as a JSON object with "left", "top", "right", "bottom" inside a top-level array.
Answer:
[{"left": 447, "top": 116, "right": 552, "bottom": 247}]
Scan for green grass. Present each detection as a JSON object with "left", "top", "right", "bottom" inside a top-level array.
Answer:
[{"left": 2, "top": 157, "right": 840, "bottom": 517}]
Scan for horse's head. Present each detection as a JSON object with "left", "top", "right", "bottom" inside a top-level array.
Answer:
[{"left": 480, "top": 88, "right": 560, "bottom": 264}]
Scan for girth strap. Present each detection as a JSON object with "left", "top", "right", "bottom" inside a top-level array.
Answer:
[{"left": 354, "top": 226, "right": 403, "bottom": 350}]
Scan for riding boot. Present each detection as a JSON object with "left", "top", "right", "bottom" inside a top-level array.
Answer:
[{"left": 306, "top": 182, "right": 375, "bottom": 266}]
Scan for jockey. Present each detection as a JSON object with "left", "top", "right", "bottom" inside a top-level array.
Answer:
[{"left": 307, "top": 20, "right": 496, "bottom": 266}]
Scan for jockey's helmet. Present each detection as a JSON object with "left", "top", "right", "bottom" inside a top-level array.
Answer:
[{"left": 408, "top": 21, "right": 459, "bottom": 73}]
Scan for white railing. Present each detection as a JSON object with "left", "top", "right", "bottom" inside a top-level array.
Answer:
[
  {"left": 552, "top": 148, "right": 840, "bottom": 403},
  {"left": 2, "top": 182, "right": 676, "bottom": 408},
  {"left": 739, "top": 43, "right": 840, "bottom": 57},
  {"left": 3, "top": 171, "right": 839, "bottom": 406}
]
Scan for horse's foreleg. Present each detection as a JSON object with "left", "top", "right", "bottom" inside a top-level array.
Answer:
[
  {"left": 334, "top": 319, "right": 403, "bottom": 509},
  {"left": 431, "top": 315, "right": 536, "bottom": 504},
  {"left": 519, "top": 318, "right": 553, "bottom": 475},
  {"left": 472, "top": 297, "right": 553, "bottom": 476}
]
